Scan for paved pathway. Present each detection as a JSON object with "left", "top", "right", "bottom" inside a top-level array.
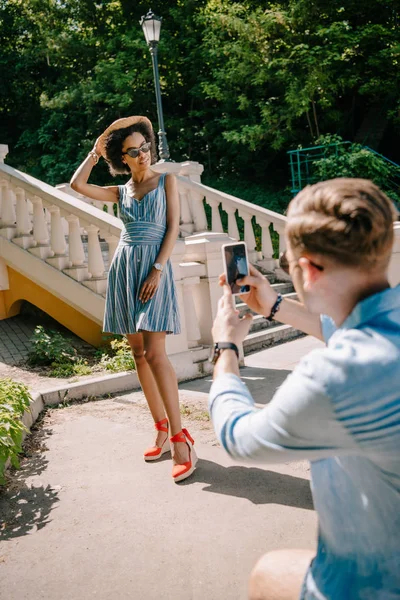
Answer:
[{"left": 0, "top": 337, "right": 323, "bottom": 600}]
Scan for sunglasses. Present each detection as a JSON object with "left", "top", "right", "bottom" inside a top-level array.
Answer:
[
  {"left": 122, "top": 142, "right": 152, "bottom": 159},
  {"left": 279, "top": 250, "right": 324, "bottom": 274}
]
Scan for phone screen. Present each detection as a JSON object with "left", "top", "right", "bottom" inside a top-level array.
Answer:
[{"left": 223, "top": 243, "right": 250, "bottom": 294}]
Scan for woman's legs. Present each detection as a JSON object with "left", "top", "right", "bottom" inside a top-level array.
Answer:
[
  {"left": 126, "top": 332, "right": 167, "bottom": 447},
  {"left": 142, "top": 331, "right": 189, "bottom": 465}
]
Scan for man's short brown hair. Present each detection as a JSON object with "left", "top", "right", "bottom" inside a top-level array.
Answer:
[{"left": 286, "top": 178, "right": 398, "bottom": 267}]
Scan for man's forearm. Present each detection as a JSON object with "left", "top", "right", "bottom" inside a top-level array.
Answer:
[
  {"left": 275, "top": 297, "right": 323, "bottom": 340},
  {"left": 213, "top": 349, "right": 240, "bottom": 379}
]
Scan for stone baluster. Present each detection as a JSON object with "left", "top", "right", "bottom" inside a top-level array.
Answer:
[
  {"left": 85, "top": 225, "right": 105, "bottom": 278},
  {"left": 103, "top": 234, "right": 119, "bottom": 265},
  {"left": 12, "top": 187, "right": 34, "bottom": 249},
  {"left": 0, "top": 182, "right": 17, "bottom": 239},
  {"left": 225, "top": 205, "right": 240, "bottom": 240},
  {"left": 67, "top": 215, "right": 86, "bottom": 266},
  {"left": 179, "top": 189, "right": 194, "bottom": 237},
  {"left": 29, "top": 195, "right": 53, "bottom": 259},
  {"left": 15, "top": 188, "right": 31, "bottom": 235},
  {"left": 207, "top": 198, "right": 223, "bottom": 233},
  {"left": 0, "top": 145, "right": 9, "bottom": 164},
  {"left": 274, "top": 224, "right": 287, "bottom": 255},
  {"left": 63, "top": 215, "right": 88, "bottom": 282},
  {"left": 190, "top": 190, "right": 208, "bottom": 233},
  {"left": 45, "top": 205, "right": 70, "bottom": 270},
  {"left": 257, "top": 218, "right": 275, "bottom": 270},
  {"left": 31, "top": 196, "right": 50, "bottom": 245},
  {"left": 182, "top": 277, "right": 201, "bottom": 348},
  {"left": 48, "top": 206, "right": 67, "bottom": 255},
  {"left": 238, "top": 210, "right": 256, "bottom": 257}
]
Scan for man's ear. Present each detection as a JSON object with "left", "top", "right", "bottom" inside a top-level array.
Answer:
[{"left": 298, "top": 257, "right": 323, "bottom": 290}]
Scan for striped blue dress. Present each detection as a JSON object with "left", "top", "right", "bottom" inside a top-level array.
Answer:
[{"left": 103, "top": 173, "right": 181, "bottom": 335}]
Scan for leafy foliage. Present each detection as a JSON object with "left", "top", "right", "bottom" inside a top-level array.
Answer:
[
  {"left": 0, "top": 379, "right": 32, "bottom": 484},
  {"left": 100, "top": 338, "right": 135, "bottom": 373},
  {"left": 312, "top": 136, "right": 400, "bottom": 205},
  {"left": 1, "top": 0, "right": 400, "bottom": 193},
  {"left": 28, "top": 325, "right": 77, "bottom": 366}
]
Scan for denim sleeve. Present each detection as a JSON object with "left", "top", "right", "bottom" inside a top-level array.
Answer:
[{"left": 209, "top": 370, "right": 358, "bottom": 463}]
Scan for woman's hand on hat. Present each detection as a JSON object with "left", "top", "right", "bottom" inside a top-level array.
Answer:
[
  {"left": 139, "top": 270, "right": 161, "bottom": 303},
  {"left": 92, "top": 136, "right": 102, "bottom": 157}
]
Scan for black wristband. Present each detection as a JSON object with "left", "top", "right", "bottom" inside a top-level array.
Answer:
[
  {"left": 266, "top": 293, "right": 283, "bottom": 320},
  {"left": 210, "top": 342, "right": 239, "bottom": 364}
]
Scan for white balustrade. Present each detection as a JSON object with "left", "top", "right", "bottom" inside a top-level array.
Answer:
[
  {"left": 15, "top": 187, "right": 31, "bottom": 235},
  {"left": 85, "top": 224, "right": 105, "bottom": 278},
  {"left": 177, "top": 175, "right": 287, "bottom": 268}
]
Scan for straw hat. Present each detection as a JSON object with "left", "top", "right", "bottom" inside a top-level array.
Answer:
[{"left": 97, "top": 116, "right": 153, "bottom": 158}]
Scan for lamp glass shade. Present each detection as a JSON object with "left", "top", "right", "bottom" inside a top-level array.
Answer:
[{"left": 141, "top": 11, "right": 162, "bottom": 44}]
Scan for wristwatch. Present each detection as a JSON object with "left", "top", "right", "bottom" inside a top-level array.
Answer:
[
  {"left": 153, "top": 263, "right": 164, "bottom": 274},
  {"left": 209, "top": 342, "right": 239, "bottom": 365}
]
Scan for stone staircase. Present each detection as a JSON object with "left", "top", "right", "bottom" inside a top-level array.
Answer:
[{"left": 239, "top": 271, "right": 303, "bottom": 355}]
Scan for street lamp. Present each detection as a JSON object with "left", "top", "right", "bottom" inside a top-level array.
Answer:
[{"left": 140, "top": 9, "right": 171, "bottom": 162}]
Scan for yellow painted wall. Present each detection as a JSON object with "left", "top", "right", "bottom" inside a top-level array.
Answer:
[{"left": 0, "top": 267, "right": 103, "bottom": 346}]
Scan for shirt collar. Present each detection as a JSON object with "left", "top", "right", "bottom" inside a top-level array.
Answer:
[{"left": 340, "top": 284, "right": 400, "bottom": 331}]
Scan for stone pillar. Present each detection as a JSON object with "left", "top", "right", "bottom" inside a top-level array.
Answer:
[{"left": 184, "top": 232, "right": 233, "bottom": 345}]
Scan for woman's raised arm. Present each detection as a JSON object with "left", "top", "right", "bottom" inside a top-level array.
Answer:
[{"left": 70, "top": 139, "right": 119, "bottom": 205}]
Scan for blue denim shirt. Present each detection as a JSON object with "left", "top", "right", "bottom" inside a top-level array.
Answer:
[{"left": 209, "top": 285, "right": 400, "bottom": 599}]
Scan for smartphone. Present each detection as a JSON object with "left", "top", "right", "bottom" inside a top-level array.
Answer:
[{"left": 222, "top": 241, "right": 251, "bottom": 295}]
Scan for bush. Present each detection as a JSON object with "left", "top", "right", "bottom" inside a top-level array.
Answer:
[
  {"left": 100, "top": 338, "right": 135, "bottom": 373},
  {"left": 28, "top": 325, "right": 77, "bottom": 366},
  {"left": 0, "top": 379, "right": 32, "bottom": 484},
  {"left": 312, "top": 135, "right": 400, "bottom": 207},
  {"left": 49, "top": 359, "right": 92, "bottom": 378}
]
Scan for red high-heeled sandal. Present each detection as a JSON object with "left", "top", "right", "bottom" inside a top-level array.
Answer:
[
  {"left": 143, "top": 418, "right": 170, "bottom": 462},
  {"left": 170, "top": 428, "right": 197, "bottom": 482}
]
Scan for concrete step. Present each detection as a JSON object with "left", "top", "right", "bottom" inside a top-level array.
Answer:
[
  {"left": 191, "top": 345, "right": 210, "bottom": 364},
  {"left": 249, "top": 314, "right": 277, "bottom": 333},
  {"left": 244, "top": 324, "right": 304, "bottom": 354}
]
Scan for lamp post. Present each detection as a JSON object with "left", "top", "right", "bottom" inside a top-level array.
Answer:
[{"left": 140, "top": 9, "right": 171, "bottom": 162}]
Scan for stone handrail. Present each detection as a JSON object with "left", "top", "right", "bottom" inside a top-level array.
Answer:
[{"left": 176, "top": 175, "right": 287, "bottom": 269}]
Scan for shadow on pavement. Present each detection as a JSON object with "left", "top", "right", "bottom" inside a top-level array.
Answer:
[
  {"left": 0, "top": 416, "right": 60, "bottom": 541},
  {"left": 0, "top": 482, "right": 60, "bottom": 541},
  {"left": 183, "top": 459, "right": 313, "bottom": 510},
  {"left": 180, "top": 367, "right": 293, "bottom": 406}
]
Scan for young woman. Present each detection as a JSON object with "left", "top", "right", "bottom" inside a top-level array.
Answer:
[{"left": 70, "top": 116, "right": 197, "bottom": 483}]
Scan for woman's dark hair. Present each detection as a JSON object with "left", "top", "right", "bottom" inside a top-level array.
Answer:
[{"left": 104, "top": 120, "right": 157, "bottom": 176}]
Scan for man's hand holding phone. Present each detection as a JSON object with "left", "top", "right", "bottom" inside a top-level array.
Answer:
[
  {"left": 212, "top": 284, "right": 253, "bottom": 347},
  {"left": 219, "top": 264, "right": 279, "bottom": 318}
]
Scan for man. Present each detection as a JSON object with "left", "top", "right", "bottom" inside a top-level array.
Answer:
[{"left": 209, "top": 178, "right": 400, "bottom": 599}]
